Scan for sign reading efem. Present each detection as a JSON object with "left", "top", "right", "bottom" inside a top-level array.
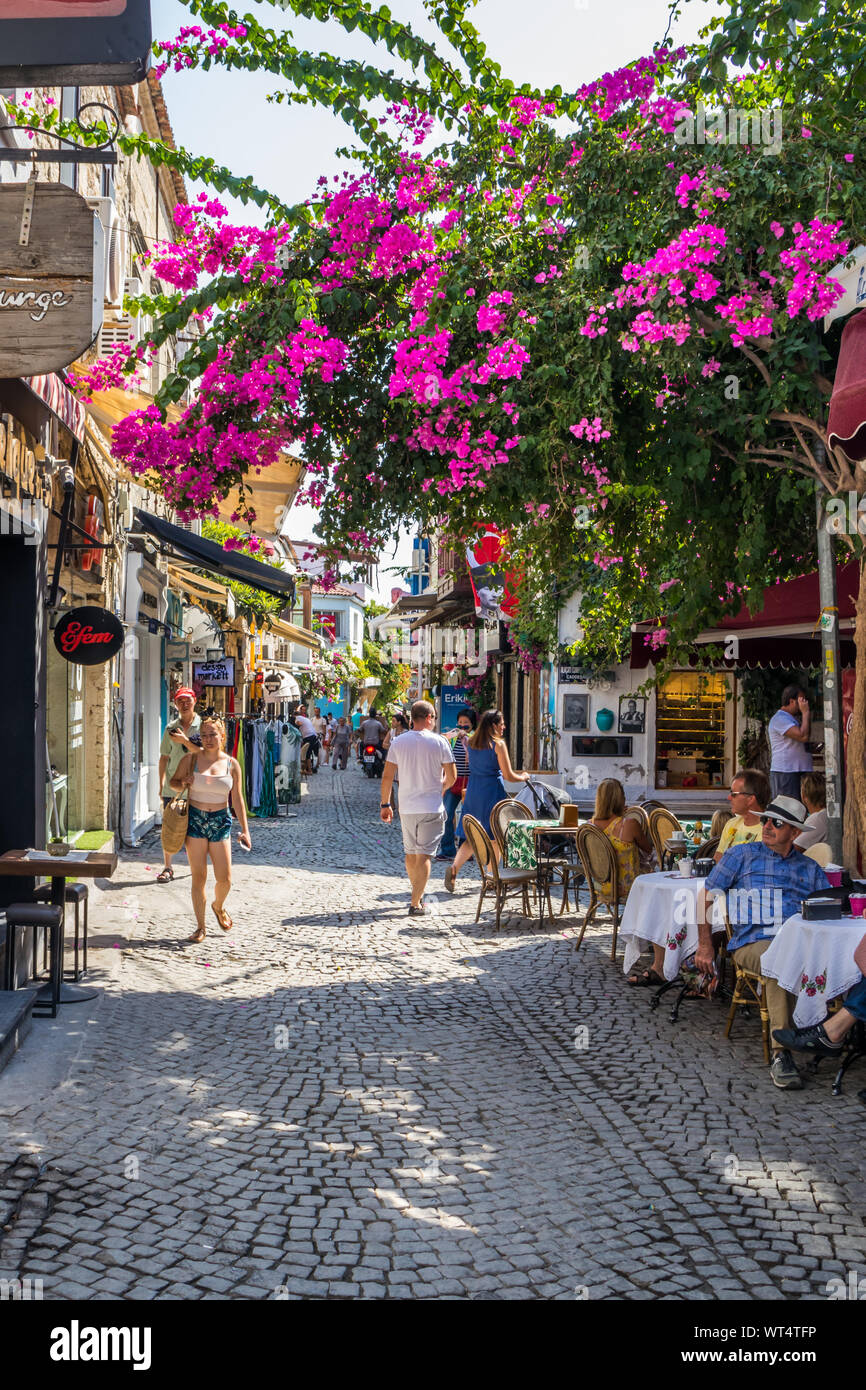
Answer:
[{"left": 0, "top": 0, "right": 151, "bottom": 86}]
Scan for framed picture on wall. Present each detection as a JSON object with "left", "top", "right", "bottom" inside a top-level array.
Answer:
[
  {"left": 618, "top": 695, "right": 646, "bottom": 734},
  {"left": 562, "top": 693, "right": 589, "bottom": 730}
]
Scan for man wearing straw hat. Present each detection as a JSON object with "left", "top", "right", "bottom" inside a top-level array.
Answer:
[{"left": 157, "top": 688, "right": 201, "bottom": 883}]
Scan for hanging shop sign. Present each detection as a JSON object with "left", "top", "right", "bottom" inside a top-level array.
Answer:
[
  {"left": 0, "top": 184, "right": 104, "bottom": 376},
  {"left": 0, "top": 0, "right": 151, "bottom": 85},
  {"left": 559, "top": 665, "right": 616, "bottom": 685},
  {"left": 192, "top": 658, "right": 236, "bottom": 688},
  {"left": 440, "top": 685, "right": 474, "bottom": 732},
  {"left": 53, "top": 605, "right": 124, "bottom": 664},
  {"left": 0, "top": 415, "right": 53, "bottom": 507}
]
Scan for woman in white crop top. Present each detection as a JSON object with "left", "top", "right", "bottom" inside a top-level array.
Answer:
[{"left": 171, "top": 716, "right": 251, "bottom": 942}]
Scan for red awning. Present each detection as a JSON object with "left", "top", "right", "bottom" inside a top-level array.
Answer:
[
  {"left": 716, "top": 560, "right": 858, "bottom": 629},
  {"left": 828, "top": 310, "right": 866, "bottom": 463},
  {"left": 21, "top": 374, "right": 87, "bottom": 444},
  {"left": 631, "top": 561, "right": 859, "bottom": 669}
]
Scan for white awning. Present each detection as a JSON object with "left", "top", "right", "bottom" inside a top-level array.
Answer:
[{"left": 262, "top": 669, "right": 301, "bottom": 701}]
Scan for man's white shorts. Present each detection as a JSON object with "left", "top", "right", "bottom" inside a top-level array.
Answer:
[{"left": 400, "top": 811, "right": 446, "bottom": 857}]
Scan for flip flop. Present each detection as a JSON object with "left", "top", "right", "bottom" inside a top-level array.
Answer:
[
  {"left": 627, "top": 968, "right": 666, "bottom": 987},
  {"left": 188, "top": 925, "right": 206, "bottom": 943},
  {"left": 212, "top": 904, "right": 233, "bottom": 932},
  {"left": 156, "top": 867, "right": 174, "bottom": 883}
]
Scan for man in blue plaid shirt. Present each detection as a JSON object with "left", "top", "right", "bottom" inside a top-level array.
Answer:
[{"left": 696, "top": 796, "right": 830, "bottom": 1091}]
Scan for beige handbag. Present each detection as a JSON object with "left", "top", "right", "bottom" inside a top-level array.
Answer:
[{"left": 160, "top": 788, "right": 189, "bottom": 855}]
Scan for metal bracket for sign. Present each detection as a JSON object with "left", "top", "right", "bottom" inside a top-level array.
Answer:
[
  {"left": 18, "top": 173, "right": 37, "bottom": 247},
  {"left": 0, "top": 104, "right": 119, "bottom": 168}
]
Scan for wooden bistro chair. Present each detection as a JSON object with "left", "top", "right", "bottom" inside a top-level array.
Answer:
[
  {"left": 803, "top": 842, "right": 832, "bottom": 869},
  {"left": 461, "top": 814, "right": 547, "bottom": 931},
  {"left": 573, "top": 823, "right": 627, "bottom": 962},
  {"left": 625, "top": 804, "right": 649, "bottom": 836},
  {"left": 648, "top": 807, "right": 684, "bottom": 869},
  {"left": 490, "top": 797, "right": 532, "bottom": 856},
  {"left": 723, "top": 914, "right": 771, "bottom": 1063}
]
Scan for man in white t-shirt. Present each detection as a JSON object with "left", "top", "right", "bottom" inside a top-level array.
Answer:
[
  {"left": 768, "top": 685, "right": 812, "bottom": 801},
  {"left": 294, "top": 707, "right": 319, "bottom": 771},
  {"left": 380, "top": 700, "right": 456, "bottom": 915}
]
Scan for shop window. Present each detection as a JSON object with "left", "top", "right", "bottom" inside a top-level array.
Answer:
[{"left": 655, "top": 671, "right": 731, "bottom": 790}]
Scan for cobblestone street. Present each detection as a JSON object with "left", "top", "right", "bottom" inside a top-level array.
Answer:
[{"left": 1, "top": 766, "right": 865, "bottom": 1301}]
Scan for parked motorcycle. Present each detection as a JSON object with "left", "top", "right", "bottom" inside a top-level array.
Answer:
[{"left": 362, "top": 744, "right": 385, "bottom": 778}]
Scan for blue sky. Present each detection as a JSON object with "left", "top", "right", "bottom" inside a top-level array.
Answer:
[{"left": 150, "top": 0, "right": 710, "bottom": 597}]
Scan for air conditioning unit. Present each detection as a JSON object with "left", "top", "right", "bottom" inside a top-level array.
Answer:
[
  {"left": 98, "top": 315, "right": 139, "bottom": 356},
  {"left": 86, "top": 196, "right": 128, "bottom": 307},
  {"left": 124, "top": 276, "right": 142, "bottom": 303},
  {"left": 174, "top": 519, "right": 202, "bottom": 536},
  {"left": 116, "top": 486, "right": 134, "bottom": 531}
]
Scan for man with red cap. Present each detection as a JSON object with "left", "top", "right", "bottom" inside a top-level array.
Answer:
[{"left": 157, "top": 688, "right": 201, "bottom": 882}]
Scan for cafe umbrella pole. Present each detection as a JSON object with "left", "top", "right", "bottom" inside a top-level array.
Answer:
[{"left": 815, "top": 454, "right": 844, "bottom": 863}]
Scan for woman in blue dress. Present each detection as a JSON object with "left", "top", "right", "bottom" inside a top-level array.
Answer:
[{"left": 444, "top": 708, "right": 528, "bottom": 892}]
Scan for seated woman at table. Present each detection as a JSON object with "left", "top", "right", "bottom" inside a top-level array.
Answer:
[
  {"left": 793, "top": 773, "right": 828, "bottom": 852},
  {"left": 591, "top": 780, "right": 655, "bottom": 980},
  {"left": 713, "top": 767, "right": 770, "bottom": 862}
]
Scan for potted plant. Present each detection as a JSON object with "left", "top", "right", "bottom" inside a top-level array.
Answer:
[{"left": 48, "top": 836, "right": 71, "bottom": 857}]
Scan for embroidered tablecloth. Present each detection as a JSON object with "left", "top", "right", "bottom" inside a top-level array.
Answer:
[
  {"left": 620, "top": 871, "right": 724, "bottom": 981},
  {"left": 759, "top": 915, "right": 866, "bottom": 1028}
]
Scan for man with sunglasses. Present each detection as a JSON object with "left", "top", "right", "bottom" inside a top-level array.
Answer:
[
  {"left": 436, "top": 708, "right": 476, "bottom": 862},
  {"left": 713, "top": 768, "right": 771, "bottom": 862},
  {"left": 696, "top": 796, "right": 830, "bottom": 1090}
]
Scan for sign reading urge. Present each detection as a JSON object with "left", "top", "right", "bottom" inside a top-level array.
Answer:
[{"left": 0, "top": 183, "right": 103, "bottom": 376}]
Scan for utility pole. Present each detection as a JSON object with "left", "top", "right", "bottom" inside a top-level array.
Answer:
[{"left": 815, "top": 448, "right": 844, "bottom": 862}]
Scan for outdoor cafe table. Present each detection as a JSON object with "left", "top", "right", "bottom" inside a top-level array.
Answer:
[
  {"left": 504, "top": 821, "right": 581, "bottom": 928},
  {"left": 760, "top": 914, "right": 866, "bottom": 1029},
  {"left": 620, "top": 870, "right": 725, "bottom": 982},
  {"left": 504, "top": 819, "right": 581, "bottom": 871},
  {"left": 0, "top": 848, "right": 118, "bottom": 1005}
]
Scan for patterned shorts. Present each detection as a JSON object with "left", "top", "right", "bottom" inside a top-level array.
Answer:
[{"left": 187, "top": 806, "right": 232, "bottom": 842}]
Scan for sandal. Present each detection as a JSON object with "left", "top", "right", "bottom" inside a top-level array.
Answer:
[
  {"left": 188, "top": 924, "right": 206, "bottom": 943},
  {"left": 627, "top": 968, "right": 666, "bottom": 987},
  {"left": 156, "top": 867, "right": 174, "bottom": 883},
  {"left": 212, "top": 904, "right": 233, "bottom": 932}
]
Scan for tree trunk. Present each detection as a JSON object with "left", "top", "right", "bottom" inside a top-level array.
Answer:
[{"left": 842, "top": 557, "right": 866, "bottom": 872}]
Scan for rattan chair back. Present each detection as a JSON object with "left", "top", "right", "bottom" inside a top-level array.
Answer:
[
  {"left": 462, "top": 814, "right": 498, "bottom": 883},
  {"left": 577, "top": 824, "right": 619, "bottom": 897},
  {"left": 648, "top": 807, "right": 684, "bottom": 862},
  {"left": 695, "top": 836, "right": 720, "bottom": 859},
  {"left": 803, "top": 841, "right": 832, "bottom": 868},
  {"left": 625, "top": 804, "right": 649, "bottom": 835},
  {"left": 490, "top": 797, "right": 531, "bottom": 854}
]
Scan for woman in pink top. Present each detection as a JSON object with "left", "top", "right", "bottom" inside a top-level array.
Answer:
[{"left": 171, "top": 716, "right": 251, "bottom": 942}]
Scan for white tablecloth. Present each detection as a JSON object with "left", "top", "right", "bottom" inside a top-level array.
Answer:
[
  {"left": 620, "top": 872, "right": 723, "bottom": 981},
  {"left": 760, "top": 914, "right": 866, "bottom": 1028}
]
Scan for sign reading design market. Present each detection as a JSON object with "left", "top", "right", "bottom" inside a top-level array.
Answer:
[
  {"left": 0, "top": 184, "right": 103, "bottom": 376},
  {"left": 193, "top": 658, "right": 236, "bottom": 689},
  {"left": 0, "top": 0, "right": 151, "bottom": 85},
  {"left": 54, "top": 606, "right": 124, "bottom": 665}
]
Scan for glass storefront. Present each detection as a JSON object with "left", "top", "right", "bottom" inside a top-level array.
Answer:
[{"left": 655, "top": 671, "right": 733, "bottom": 790}]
